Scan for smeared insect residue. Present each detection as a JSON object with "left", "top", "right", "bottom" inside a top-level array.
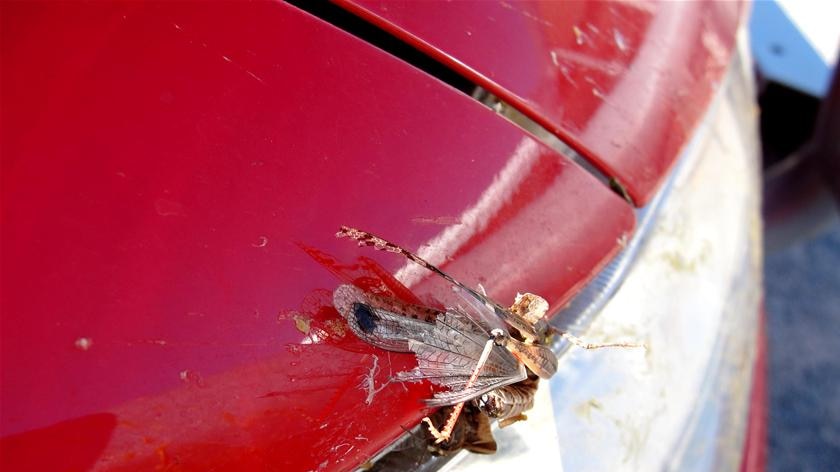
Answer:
[
  {"left": 293, "top": 315, "right": 312, "bottom": 334},
  {"left": 660, "top": 240, "right": 711, "bottom": 273},
  {"left": 574, "top": 398, "right": 603, "bottom": 421},
  {"left": 323, "top": 319, "right": 346, "bottom": 338},
  {"left": 179, "top": 369, "right": 206, "bottom": 387},
  {"left": 359, "top": 355, "right": 389, "bottom": 405}
]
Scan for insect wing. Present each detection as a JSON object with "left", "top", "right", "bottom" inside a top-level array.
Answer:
[
  {"left": 450, "top": 285, "right": 506, "bottom": 333},
  {"left": 333, "top": 284, "right": 435, "bottom": 352},
  {"left": 337, "top": 226, "right": 545, "bottom": 341},
  {"left": 396, "top": 311, "right": 527, "bottom": 406},
  {"left": 503, "top": 337, "right": 558, "bottom": 379}
]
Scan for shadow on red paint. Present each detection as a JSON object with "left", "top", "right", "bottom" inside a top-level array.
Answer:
[{"left": 1, "top": 413, "right": 117, "bottom": 471}]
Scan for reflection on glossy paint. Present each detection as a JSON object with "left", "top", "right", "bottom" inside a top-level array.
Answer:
[
  {"left": 2, "top": 3, "right": 638, "bottom": 470},
  {"left": 337, "top": 0, "right": 743, "bottom": 203},
  {"left": 388, "top": 140, "right": 633, "bottom": 315},
  {"left": 395, "top": 138, "right": 541, "bottom": 288},
  {"left": 0, "top": 414, "right": 117, "bottom": 471}
]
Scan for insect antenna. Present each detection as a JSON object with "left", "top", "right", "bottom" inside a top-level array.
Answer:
[
  {"left": 338, "top": 228, "right": 502, "bottom": 310},
  {"left": 554, "top": 327, "right": 648, "bottom": 350},
  {"left": 337, "top": 226, "right": 545, "bottom": 341}
]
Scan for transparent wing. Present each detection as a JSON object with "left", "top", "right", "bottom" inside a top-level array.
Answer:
[
  {"left": 333, "top": 284, "right": 436, "bottom": 352},
  {"left": 422, "top": 371, "right": 526, "bottom": 407},
  {"left": 502, "top": 337, "right": 558, "bottom": 379},
  {"left": 450, "top": 285, "right": 506, "bottom": 333},
  {"left": 337, "top": 226, "right": 544, "bottom": 340},
  {"left": 335, "top": 285, "right": 529, "bottom": 406},
  {"left": 395, "top": 311, "right": 528, "bottom": 406}
]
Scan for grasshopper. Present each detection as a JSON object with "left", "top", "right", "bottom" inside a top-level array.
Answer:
[{"left": 333, "top": 226, "right": 641, "bottom": 445}]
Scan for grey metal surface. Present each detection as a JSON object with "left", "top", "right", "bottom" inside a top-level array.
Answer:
[{"left": 765, "top": 223, "right": 840, "bottom": 471}]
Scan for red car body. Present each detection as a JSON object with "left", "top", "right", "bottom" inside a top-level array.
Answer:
[{"left": 1, "top": 2, "right": 764, "bottom": 471}]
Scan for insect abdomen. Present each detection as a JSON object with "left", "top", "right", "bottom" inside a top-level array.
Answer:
[{"left": 478, "top": 377, "right": 538, "bottom": 423}]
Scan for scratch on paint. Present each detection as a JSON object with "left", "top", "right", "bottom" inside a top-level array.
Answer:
[
  {"left": 245, "top": 70, "right": 265, "bottom": 84},
  {"left": 410, "top": 216, "right": 461, "bottom": 226},
  {"left": 173, "top": 22, "right": 264, "bottom": 85},
  {"left": 330, "top": 443, "right": 354, "bottom": 457},
  {"left": 154, "top": 198, "right": 183, "bottom": 217},
  {"left": 573, "top": 25, "right": 586, "bottom": 45},
  {"left": 498, "top": 1, "right": 554, "bottom": 27},
  {"left": 219, "top": 53, "right": 265, "bottom": 84},
  {"left": 613, "top": 28, "right": 629, "bottom": 53},
  {"left": 560, "top": 65, "right": 577, "bottom": 87}
]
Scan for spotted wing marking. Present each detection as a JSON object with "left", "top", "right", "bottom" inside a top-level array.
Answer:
[
  {"left": 336, "top": 226, "right": 546, "bottom": 342},
  {"left": 333, "top": 284, "right": 436, "bottom": 352}
]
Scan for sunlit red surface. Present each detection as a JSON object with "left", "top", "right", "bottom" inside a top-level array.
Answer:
[
  {"left": 336, "top": 0, "right": 744, "bottom": 205},
  {"left": 1, "top": 2, "right": 634, "bottom": 470}
]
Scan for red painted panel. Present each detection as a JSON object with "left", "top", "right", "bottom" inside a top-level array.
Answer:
[
  {"left": 740, "top": 308, "right": 768, "bottom": 472},
  {"left": 1, "top": 2, "right": 633, "bottom": 470},
  {"left": 336, "top": 0, "right": 745, "bottom": 204}
]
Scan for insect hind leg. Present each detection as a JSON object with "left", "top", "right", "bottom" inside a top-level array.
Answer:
[{"left": 420, "top": 331, "right": 501, "bottom": 443}]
